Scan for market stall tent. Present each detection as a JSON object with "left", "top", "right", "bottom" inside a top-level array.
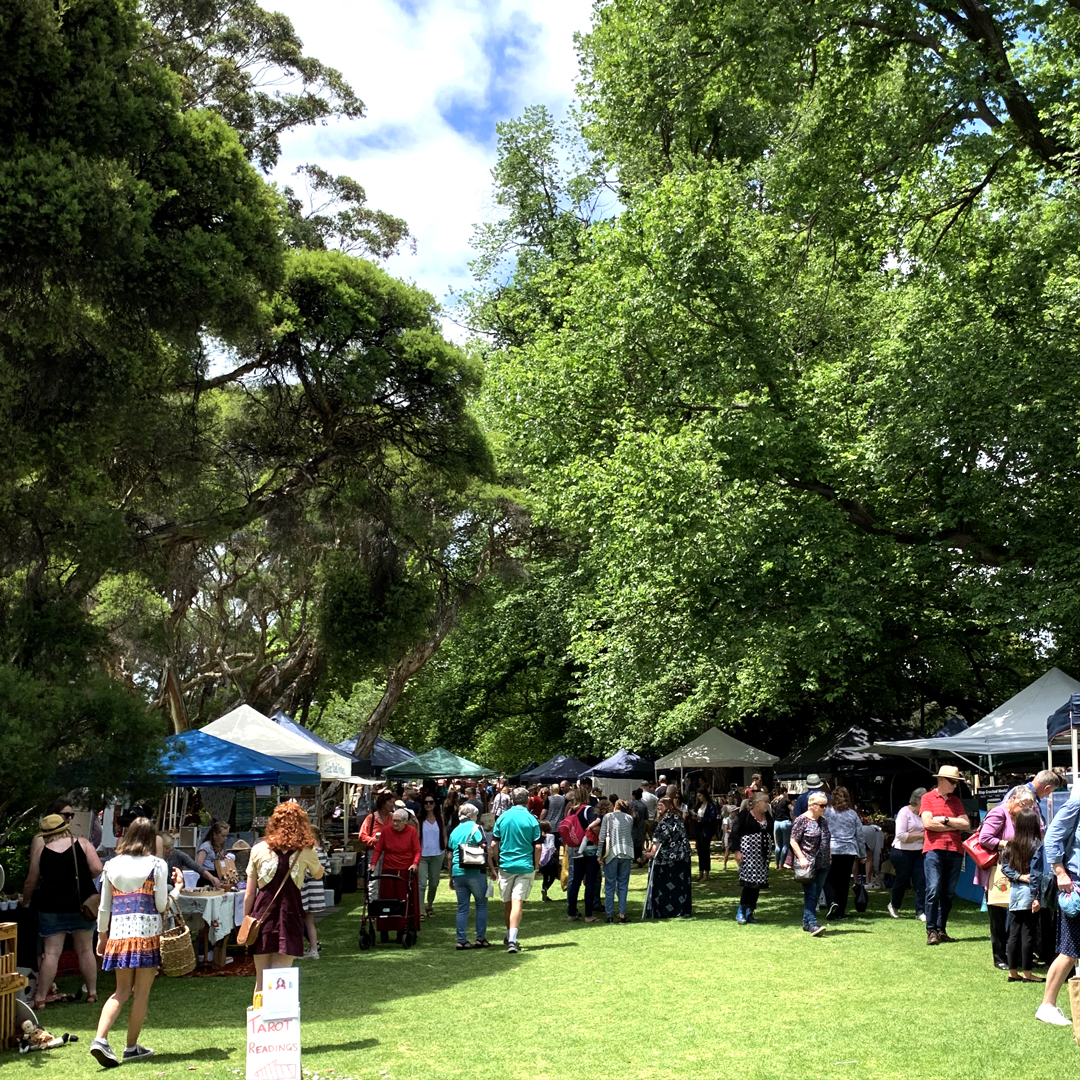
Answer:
[
  {"left": 334, "top": 735, "right": 418, "bottom": 774},
  {"left": 269, "top": 711, "right": 358, "bottom": 781},
  {"left": 867, "top": 668, "right": 1080, "bottom": 763},
  {"left": 382, "top": 747, "right": 493, "bottom": 779},
  {"left": 580, "top": 749, "right": 654, "bottom": 779},
  {"left": 654, "top": 727, "right": 779, "bottom": 771},
  {"left": 201, "top": 704, "right": 353, "bottom": 780},
  {"left": 520, "top": 754, "right": 593, "bottom": 784},
  {"left": 773, "top": 719, "right": 920, "bottom": 779},
  {"left": 162, "top": 730, "right": 321, "bottom": 787}
]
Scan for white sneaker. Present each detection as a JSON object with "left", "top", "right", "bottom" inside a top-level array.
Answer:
[
  {"left": 1035, "top": 1003, "right": 1071, "bottom": 1027},
  {"left": 302, "top": 947, "right": 320, "bottom": 960},
  {"left": 887, "top": 902, "right": 900, "bottom": 919},
  {"left": 917, "top": 913, "right": 927, "bottom": 922}
]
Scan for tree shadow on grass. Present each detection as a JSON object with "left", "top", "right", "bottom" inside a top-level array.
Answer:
[
  {"left": 152, "top": 1047, "right": 235, "bottom": 1063},
  {"left": 306, "top": 1039, "right": 378, "bottom": 1054},
  {"left": 514, "top": 941, "right": 579, "bottom": 951}
]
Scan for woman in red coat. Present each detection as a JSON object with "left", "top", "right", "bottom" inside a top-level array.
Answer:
[{"left": 371, "top": 809, "right": 422, "bottom": 941}]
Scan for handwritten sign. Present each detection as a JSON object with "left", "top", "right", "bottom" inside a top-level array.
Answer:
[{"left": 246, "top": 1009, "right": 300, "bottom": 1080}]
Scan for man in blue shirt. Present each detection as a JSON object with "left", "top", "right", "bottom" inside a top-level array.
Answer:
[
  {"left": 491, "top": 788, "right": 541, "bottom": 954},
  {"left": 793, "top": 774, "right": 831, "bottom": 817},
  {"left": 1037, "top": 788, "right": 1080, "bottom": 1026}
]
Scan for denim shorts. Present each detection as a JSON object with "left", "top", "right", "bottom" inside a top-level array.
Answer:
[{"left": 38, "top": 910, "right": 96, "bottom": 937}]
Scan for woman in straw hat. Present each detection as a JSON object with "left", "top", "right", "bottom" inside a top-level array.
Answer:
[{"left": 21, "top": 802, "right": 104, "bottom": 1009}]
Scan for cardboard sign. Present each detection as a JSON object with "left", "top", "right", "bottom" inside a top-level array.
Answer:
[
  {"left": 260, "top": 967, "right": 299, "bottom": 1020},
  {"left": 246, "top": 1008, "right": 300, "bottom": 1080}
]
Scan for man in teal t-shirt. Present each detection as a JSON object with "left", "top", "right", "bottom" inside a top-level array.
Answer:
[{"left": 492, "top": 788, "right": 541, "bottom": 954}]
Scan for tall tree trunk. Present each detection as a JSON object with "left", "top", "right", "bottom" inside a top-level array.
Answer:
[{"left": 351, "top": 602, "right": 458, "bottom": 759}]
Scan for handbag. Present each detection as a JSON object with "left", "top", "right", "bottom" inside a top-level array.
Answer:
[
  {"left": 72, "top": 839, "right": 100, "bottom": 922},
  {"left": 460, "top": 825, "right": 487, "bottom": 868},
  {"left": 963, "top": 833, "right": 998, "bottom": 870},
  {"left": 237, "top": 851, "right": 298, "bottom": 947},
  {"left": 793, "top": 858, "right": 816, "bottom": 883}
]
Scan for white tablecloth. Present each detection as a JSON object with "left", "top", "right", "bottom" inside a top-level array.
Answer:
[{"left": 176, "top": 892, "right": 237, "bottom": 945}]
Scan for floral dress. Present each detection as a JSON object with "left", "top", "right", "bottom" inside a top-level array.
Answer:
[{"left": 645, "top": 814, "right": 692, "bottom": 919}]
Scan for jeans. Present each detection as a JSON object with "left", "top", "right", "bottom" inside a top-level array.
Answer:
[
  {"left": 889, "top": 848, "right": 925, "bottom": 915},
  {"left": 802, "top": 864, "right": 830, "bottom": 928},
  {"left": 568, "top": 855, "right": 598, "bottom": 917},
  {"left": 923, "top": 849, "right": 963, "bottom": 933},
  {"left": 418, "top": 853, "right": 444, "bottom": 907},
  {"left": 603, "top": 857, "right": 632, "bottom": 917},
  {"left": 774, "top": 820, "right": 793, "bottom": 868},
  {"left": 452, "top": 874, "right": 488, "bottom": 944}
]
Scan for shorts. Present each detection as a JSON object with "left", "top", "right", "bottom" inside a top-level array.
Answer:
[
  {"left": 1058, "top": 909, "right": 1080, "bottom": 959},
  {"left": 38, "top": 910, "right": 96, "bottom": 937},
  {"left": 498, "top": 871, "right": 535, "bottom": 902}
]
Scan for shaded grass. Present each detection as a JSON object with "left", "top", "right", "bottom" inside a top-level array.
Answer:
[{"left": 6, "top": 865, "right": 1079, "bottom": 1078}]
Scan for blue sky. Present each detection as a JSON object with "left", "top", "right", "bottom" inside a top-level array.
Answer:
[{"left": 271, "top": 0, "right": 593, "bottom": 335}]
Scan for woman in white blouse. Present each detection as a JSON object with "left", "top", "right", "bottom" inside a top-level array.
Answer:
[
  {"left": 91, "top": 818, "right": 183, "bottom": 1068},
  {"left": 887, "top": 788, "right": 927, "bottom": 920}
]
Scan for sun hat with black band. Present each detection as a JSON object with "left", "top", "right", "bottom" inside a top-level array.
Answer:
[
  {"left": 933, "top": 765, "right": 963, "bottom": 783},
  {"left": 38, "top": 813, "right": 70, "bottom": 840},
  {"left": 805, "top": 773, "right": 823, "bottom": 789}
]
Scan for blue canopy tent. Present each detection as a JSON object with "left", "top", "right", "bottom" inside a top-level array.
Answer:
[
  {"left": 579, "top": 749, "right": 654, "bottom": 780},
  {"left": 162, "top": 730, "right": 320, "bottom": 788},
  {"left": 1047, "top": 693, "right": 1080, "bottom": 800}
]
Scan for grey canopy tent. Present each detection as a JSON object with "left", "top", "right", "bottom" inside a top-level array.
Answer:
[
  {"left": 334, "top": 735, "right": 418, "bottom": 775},
  {"left": 864, "top": 667, "right": 1080, "bottom": 771},
  {"left": 655, "top": 727, "right": 778, "bottom": 770}
]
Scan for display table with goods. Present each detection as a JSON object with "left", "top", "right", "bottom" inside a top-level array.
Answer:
[{"left": 176, "top": 889, "right": 236, "bottom": 969}]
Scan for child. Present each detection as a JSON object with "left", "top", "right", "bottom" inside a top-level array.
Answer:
[
  {"left": 539, "top": 822, "right": 558, "bottom": 901},
  {"left": 999, "top": 808, "right": 1047, "bottom": 983},
  {"left": 301, "top": 827, "right": 331, "bottom": 961}
]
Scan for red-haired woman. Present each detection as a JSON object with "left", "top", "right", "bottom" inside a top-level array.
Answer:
[{"left": 244, "top": 801, "right": 324, "bottom": 994}]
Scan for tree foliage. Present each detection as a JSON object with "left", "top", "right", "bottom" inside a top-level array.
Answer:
[{"left": 464, "top": 0, "right": 1080, "bottom": 756}]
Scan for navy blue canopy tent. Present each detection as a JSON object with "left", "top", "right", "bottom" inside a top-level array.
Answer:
[
  {"left": 579, "top": 749, "right": 654, "bottom": 780},
  {"left": 333, "top": 735, "right": 417, "bottom": 775},
  {"left": 1047, "top": 694, "right": 1080, "bottom": 743},
  {"left": 523, "top": 754, "right": 594, "bottom": 783},
  {"left": 162, "top": 730, "right": 320, "bottom": 787}
]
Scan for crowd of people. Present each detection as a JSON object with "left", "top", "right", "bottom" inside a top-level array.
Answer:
[{"left": 17, "top": 762, "right": 1080, "bottom": 1069}]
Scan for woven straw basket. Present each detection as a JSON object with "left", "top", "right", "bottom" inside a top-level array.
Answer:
[{"left": 160, "top": 899, "right": 196, "bottom": 977}]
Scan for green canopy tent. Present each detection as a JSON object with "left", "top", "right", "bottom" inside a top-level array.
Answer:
[{"left": 382, "top": 746, "right": 493, "bottom": 780}]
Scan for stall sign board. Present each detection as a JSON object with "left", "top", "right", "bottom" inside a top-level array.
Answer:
[
  {"left": 260, "top": 967, "right": 299, "bottom": 1020},
  {"left": 246, "top": 1008, "right": 300, "bottom": 1080}
]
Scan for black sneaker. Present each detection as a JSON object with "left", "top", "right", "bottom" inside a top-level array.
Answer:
[
  {"left": 827, "top": 902, "right": 840, "bottom": 920},
  {"left": 122, "top": 1045, "right": 154, "bottom": 1063},
  {"left": 507, "top": 940, "right": 521, "bottom": 954},
  {"left": 90, "top": 1039, "right": 119, "bottom": 1069}
]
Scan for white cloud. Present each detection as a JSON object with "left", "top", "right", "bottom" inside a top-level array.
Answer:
[{"left": 268, "top": 0, "right": 594, "bottom": 331}]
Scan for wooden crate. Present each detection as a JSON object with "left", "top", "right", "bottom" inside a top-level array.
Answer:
[
  {"left": 0, "top": 924, "right": 25, "bottom": 1048},
  {"left": 0, "top": 923, "right": 15, "bottom": 976}
]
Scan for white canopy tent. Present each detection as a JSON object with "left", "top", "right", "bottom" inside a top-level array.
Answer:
[
  {"left": 866, "top": 667, "right": 1080, "bottom": 770},
  {"left": 655, "top": 727, "right": 779, "bottom": 771},
  {"left": 202, "top": 704, "right": 355, "bottom": 781}
]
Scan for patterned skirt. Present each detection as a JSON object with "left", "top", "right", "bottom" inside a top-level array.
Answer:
[
  {"left": 644, "top": 860, "right": 692, "bottom": 919},
  {"left": 102, "top": 873, "right": 162, "bottom": 970}
]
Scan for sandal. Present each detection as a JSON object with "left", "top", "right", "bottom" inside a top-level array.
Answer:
[
  {"left": 425, "top": 905, "right": 435, "bottom": 918},
  {"left": 456, "top": 941, "right": 474, "bottom": 950},
  {"left": 86, "top": 995, "right": 98, "bottom": 1004},
  {"left": 474, "top": 939, "right": 491, "bottom": 948}
]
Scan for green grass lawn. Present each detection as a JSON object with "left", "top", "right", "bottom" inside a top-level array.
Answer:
[{"left": 8, "top": 865, "right": 1080, "bottom": 1079}]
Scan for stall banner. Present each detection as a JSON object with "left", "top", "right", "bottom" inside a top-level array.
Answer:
[{"left": 246, "top": 1009, "right": 300, "bottom": 1080}]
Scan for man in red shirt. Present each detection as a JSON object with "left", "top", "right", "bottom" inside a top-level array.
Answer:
[{"left": 920, "top": 765, "right": 970, "bottom": 946}]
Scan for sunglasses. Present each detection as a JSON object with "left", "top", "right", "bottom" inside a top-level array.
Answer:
[
  {"left": 61, "top": 812, "right": 75, "bottom": 820},
  {"left": 424, "top": 800, "right": 436, "bottom": 805}
]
